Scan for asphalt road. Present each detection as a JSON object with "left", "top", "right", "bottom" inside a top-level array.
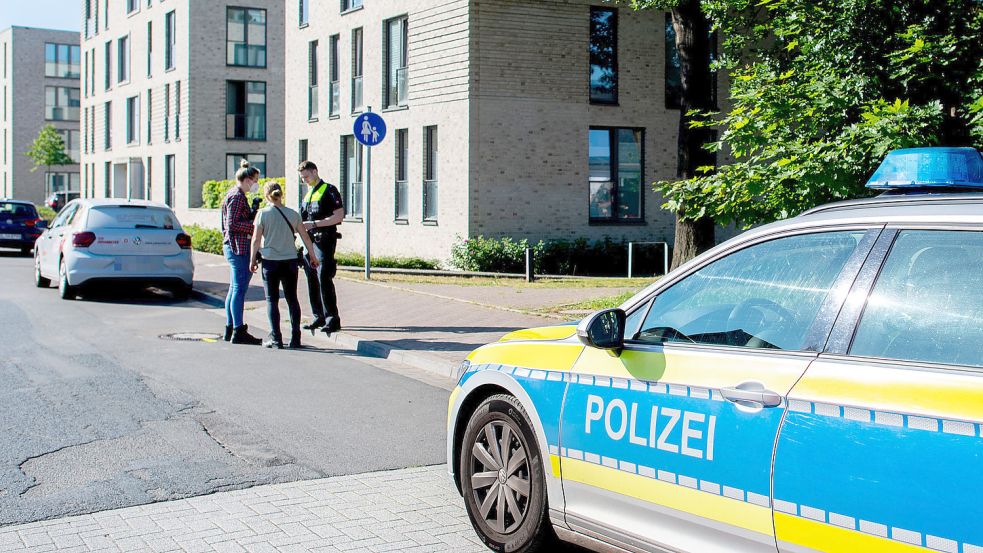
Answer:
[{"left": 0, "top": 250, "right": 451, "bottom": 526}]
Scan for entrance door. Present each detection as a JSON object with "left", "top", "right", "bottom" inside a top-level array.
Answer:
[{"left": 559, "top": 229, "right": 877, "bottom": 553}]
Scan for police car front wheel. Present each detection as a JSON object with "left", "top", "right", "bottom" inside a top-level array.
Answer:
[{"left": 460, "top": 394, "right": 555, "bottom": 553}]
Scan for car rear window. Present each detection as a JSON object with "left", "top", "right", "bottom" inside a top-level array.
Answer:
[
  {"left": 86, "top": 206, "right": 179, "bottom": 230},
  {"left": 0, "top": 202, "right": 39, "bottom": 219}
]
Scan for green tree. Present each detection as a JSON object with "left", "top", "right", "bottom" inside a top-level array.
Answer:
[
  {"left": 657, "top": 0, "right": 983, "bottom": 228},
  {"left": 630, "top": 0, "right": 719, "bottom": 268},
  {"left": 25, "top": 124, "right": 74, "bottom": 186}
]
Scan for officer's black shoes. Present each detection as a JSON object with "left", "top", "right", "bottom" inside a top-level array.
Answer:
[
  {"left": 231, "top": 325, "right": 263, "bottom": 345},
  {"left": 321, "top": 317, "right": 342, "bottom": 335},
  {"left": 303, "top": 318, "right": 326, "bottom": 335},
  {"left": 263, "top": 334, "right": 284, "bottom": 349},
  {"left": 224, "top": 324, "right": 233, "bottom": 342}
]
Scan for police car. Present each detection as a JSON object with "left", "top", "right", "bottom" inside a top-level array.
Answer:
[{"left": 447, "top": 147, "right": 983, "bottom": 553}]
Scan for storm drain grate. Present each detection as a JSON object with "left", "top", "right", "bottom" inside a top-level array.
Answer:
[{"left": 159, "top": 332, "right": 222, "bottom": 342}]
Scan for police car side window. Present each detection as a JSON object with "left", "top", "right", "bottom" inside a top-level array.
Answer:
[
  {"left": 635, "top": 231, "right": 864, "bottom": 351},
  {"left": 850, "top": 230, "right": 983, "bottom": 368}
]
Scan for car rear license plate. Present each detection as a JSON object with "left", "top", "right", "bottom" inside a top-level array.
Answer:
[{"left": 0, "top": 233, "right": 20, "bottom": 240}]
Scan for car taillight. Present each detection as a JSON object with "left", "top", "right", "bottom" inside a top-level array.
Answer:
[
  {"left": 176, "top": 233, "right": 192, "bottom": 249},
  {"left": 24, "top": 218, "right": 41, "bottom": 227},
  {"left": 72, "top": 232, "right": 96, "bottom": 248}
]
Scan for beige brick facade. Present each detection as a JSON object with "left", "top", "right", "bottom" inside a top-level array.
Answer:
[
  {"left": 80, "top": 0, "right": 284, "bottom": 227},
  {"left": 0, "top": 27, "right": 81, "bottom": 206},
  {"left": 288, "top": 0, "right": 721, "bottom": 263}
]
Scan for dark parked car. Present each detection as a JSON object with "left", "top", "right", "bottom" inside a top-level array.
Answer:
[{"left": 0, "top": 200, "right": 46, "bottom": 255}]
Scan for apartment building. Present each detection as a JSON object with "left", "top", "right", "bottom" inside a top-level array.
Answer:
[
  {"left": 80, "top": 0, "right": 284, "bottom": 225},
  {"left": 285, "top": 0, "right": 719, "bottom": 261},
  {"left": 0, "top": 27, "right": 81, "bottom": 205}
]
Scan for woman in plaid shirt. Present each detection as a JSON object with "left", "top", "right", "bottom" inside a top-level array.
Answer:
[{"left": 221, "top": 160, "right": 263, "bottom": 345}]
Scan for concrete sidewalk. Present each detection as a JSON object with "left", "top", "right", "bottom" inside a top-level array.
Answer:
[{"left": 191, "top": 252, "right": 608, "bottom": 379}]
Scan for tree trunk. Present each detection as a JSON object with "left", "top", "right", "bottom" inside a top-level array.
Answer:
[{"left": 669, "top": 0, "right": 717, "bottom": 270}]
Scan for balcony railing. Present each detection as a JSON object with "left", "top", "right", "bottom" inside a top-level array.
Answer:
[
  {"left": 46, "top": 106, "right": 80, "bottom": 121},
  {"left": 329, "top": 80, "right": 340, "bottom": 116},
  {"left": 351, "top": 75, "right": 363, "bottom": 112},
  {"left": 423, "top": 179, "right": 437, "bottom": 221},
  {"left": 226, "top": 114, "right": 265, "bottom": 140},
  {"left": 394, "top": 180, "right": 407, "bottom": 220},
  {"left": 346, "top": 181, "right": 363, "bottom": 218},
  {"left": 308, "top": 84, "right": 318, "bottom": 119}
]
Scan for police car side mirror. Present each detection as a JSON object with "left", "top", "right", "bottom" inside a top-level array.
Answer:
[{"left": 577, "top": 308, "right": 626, "bottom": 351}]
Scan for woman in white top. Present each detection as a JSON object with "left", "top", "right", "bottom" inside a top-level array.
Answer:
[{"left": 249, "top": 180, "right": 319, "bottom": 349}]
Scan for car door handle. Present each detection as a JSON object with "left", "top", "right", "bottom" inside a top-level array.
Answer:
[{"left": 720, "top": 382, "right": 783, "bottom": 408}]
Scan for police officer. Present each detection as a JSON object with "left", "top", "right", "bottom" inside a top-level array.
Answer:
[{"left": 298, "top": 161, "right": 345, "bottom": 334}]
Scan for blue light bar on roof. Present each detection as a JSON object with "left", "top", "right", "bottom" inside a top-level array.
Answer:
[{"left": 866, "top": 147, "right": 983, "bottom": 190}]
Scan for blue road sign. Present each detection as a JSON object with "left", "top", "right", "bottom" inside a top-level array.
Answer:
[{"left": 354, "top": 112, "right": 387, "bottom": 147}]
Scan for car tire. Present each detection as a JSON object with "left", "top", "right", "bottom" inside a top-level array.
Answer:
[
  {"left": 58, "top": 259, "right": 76, "bottom": 300},
  {"left": 20, "top": 246, "right": 32, "bottom": 256},
  {"left": 459, "top": 394, "right": 556, "bottom": 553},
  {"left": 35, "top": 255, "right": 51, "bottom": 288}
]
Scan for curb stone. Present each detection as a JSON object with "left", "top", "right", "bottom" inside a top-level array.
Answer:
[{"left": 191, "top": 288, "right": 462, "bottom": 381}]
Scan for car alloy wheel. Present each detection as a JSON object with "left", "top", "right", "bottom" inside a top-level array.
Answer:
[
  {"left": 59, "top": 260, "right": 76, "bottom": 300},
  {"left": 460, "top": 394, "right": 555, "bottom": 553},
  {"left": 35, "top": 254, "right": 50, "bottom": 288}
]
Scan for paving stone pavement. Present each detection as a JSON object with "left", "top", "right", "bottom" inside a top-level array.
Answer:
[{"left": 0, "top": 465, "right": 488, "bottom": 553}]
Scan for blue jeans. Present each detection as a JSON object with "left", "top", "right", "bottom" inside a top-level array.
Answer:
[{"left": 224, "top": 244, "right": 252, "bottom": 328}]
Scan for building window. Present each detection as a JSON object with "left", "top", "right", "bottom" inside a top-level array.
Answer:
[
  {"left": 383, "top": 17, "right": 408, "bottom": 109},
  {"left": 164, "top": 154, "right": 174, "bottom": 207},
  {"left": 226, "top": 81, "right": 266, "bottom": 140},
  {"left": 328, "top": 35, "right": 340, "bottom": 116},
  {"left": 589, "top": 7, "right": 617, "bottom": 104},
  {"left": 394, "top": 128, "right": 408, "bottom": 221},
  {"left": 89, "top": 105, "right": 95, "bottom": 153},
  {"left": 104, "top": 161, "right": 111, "bottom": 197},
  {"left": 46, "top": 172, "right": 80, "bottom": 205},
  {"left": 146, "top": 89, "right": 152, "bottom": 143},
  {"left": 117, "top": 35, "right": 130, "bottom": 83},
  {"left": 226, "top": 154, "right": 267, "bottom": 180},
  {"left": 298, "top": 139, "right": 309, "bottom": 204},
  {"left": 56, "top": 129, "right": 80, "bottom": 162},
  {"left": 82, "top": 107, "right": 89, "bottom": 153},
  {"left": 351, "top": 28, "right": 363, "bottom": 112},
  {"left": 85, "top": 0, "right": 95, "bottom": 38},
  {"left": 127, "top": 0, "right": 139, "bottom": 14},
  {"left": 126, "top": 96, "right": 139, "bottom": 145},
  {"left": 104, "top": 101, "right": 112, "bottom": 150},
  {"left": 147, "top": 21, "right": 153, "bottom": 76},
  {"left": 165, "top": 10, "right": 176, "bottom": 70},
  {"left": 83, "top": 51, "right": 88, "bottom": 96},
  {"left": 174, "top": 81, "right": 181, "bottom": 140},
  {"left": 227, "top": 7, "right": 267, "bottom": 67},
  {"left": 163, "top": 83, "right": 170, "bottom": 141},
  {"left": 104, "top": 41, "right": 112, "bottom": 90},
  {"left": 90, "top": 48, "right": 96, "bottom": 95},
  {"left": 423, "top": 126, "right": 437, "bottom": 222},
  {"left": 145, "top": 157, "right": 152, "bottom": 202},
  {"left": 45, "top": 43, "right": 81, "bottom": 78},
  {"left": 341, "top": 0, "right": 363, "bottom": 13},
  {"left": 299, "top": 0, "right": 309, "bottom": 26},
  {"left": 45, "top": 86, "right": 80, "bottom": 121},
  {"left": 588, "top": 127, "right": 643, "bottom": 222},
  {"left": 341, "top": 135, "right": 362, "bottom": 218},
  {"left": 308, "top": 40, "right": 318, "bottom": 119}
]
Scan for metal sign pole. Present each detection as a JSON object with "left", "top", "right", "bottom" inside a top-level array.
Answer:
[
  {"left": 354, "top": 106, "right": 386, "bottom": 282},
  {"left": 365, "top": 135, "right": 372, "bottom": 280}
]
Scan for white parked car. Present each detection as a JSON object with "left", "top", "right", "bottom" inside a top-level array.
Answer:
[{"left": 34, "top": 199, "right": 195, "bottom": 300}]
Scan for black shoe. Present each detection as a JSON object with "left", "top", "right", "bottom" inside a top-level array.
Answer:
[
  {"left": 231, "top": 325, "right": 263, "bottom": 345},
  {"left": 224, "top": 325, "right": 233, "bottom": 342},
  {"left": 263, "top": 334, "right": 284, "bottom": 349},
  {"left": 288, "top": 330, "right": 302, "bottom": 349},
  {"left": 321, "top": 317, "right": 342, "bottom": 335},
  {"left": 303, "top": 318, "right": 326, "bottom": 335}
]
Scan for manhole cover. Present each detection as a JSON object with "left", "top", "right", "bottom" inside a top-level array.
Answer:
[{"left": 160, "top": 332, "right": 222, "bottom": 342}]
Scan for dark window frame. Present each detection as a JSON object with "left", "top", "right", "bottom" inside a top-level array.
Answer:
[
  {"left": 164, "top": 10, "right": 176, "bottom": 71},
  {"left": 226, "top": 80, "right": 267, "bottom": 141},
  {"left": 422, "top": 125, "right": 437, "bottom": 223},
  {"left": 383, "top": 16, "right": 409, "bottom": 110},
  {"left": 588, "top": 126, "right": 646, "bottom": 225},
  {"left": 589, "top": 6, "right": 618, "bottom": 105},
  {"left": 394, "top": 128, "right": 408, "bottom": 222},
  {"left": 226, "top": 6, "right": 268, "bottom": 68}
]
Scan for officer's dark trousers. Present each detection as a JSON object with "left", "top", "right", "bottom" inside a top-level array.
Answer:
[
  {"left": 302, "top": 238, "right": 340, "bottom": 324},
  {"left": 261, "top": 258, "right": 302, "bottom": 340}
]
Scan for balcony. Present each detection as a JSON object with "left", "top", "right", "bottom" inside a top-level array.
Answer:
[{"left": 351, "top": 75, "right": 363, "bottom": 112}]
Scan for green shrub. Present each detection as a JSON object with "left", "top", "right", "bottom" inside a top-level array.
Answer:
[
  {"left": 36, "top": 205, "right": 56, "bottom": 222},
  {"left": 201, "top": 177, "right": 287, "bottom": 209},
  {"left": 185, "top": 224, "right": 224, "bottom": 255},
  {"left": 451, "top": 235, "right": 669, "bottom": 276},
  {"left": 335, "top": 251, "right": 440, "bottom": 270}
]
